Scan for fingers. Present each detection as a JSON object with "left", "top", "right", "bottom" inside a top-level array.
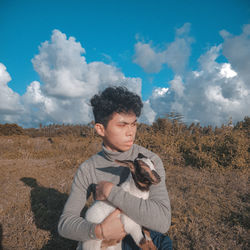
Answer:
[
  {"left": 108, "top": 209, "right": 125, "bottom": 233},
  {"left": 101, "top": 209, "right": 126, "bottom": 241},
  {"left": 111, "top": 208, "right": 121, "bottom": 216},
  {"left": 95, "top": 181, "right": 114, "bottom": 200}
]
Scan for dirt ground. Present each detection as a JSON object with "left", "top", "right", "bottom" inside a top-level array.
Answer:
[{"left": 0, "top": 136, "right": 249, "bottom": 250}]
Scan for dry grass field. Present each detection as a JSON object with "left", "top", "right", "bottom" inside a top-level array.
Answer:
[{"left": 0, "top": 119, "right": 249, "bottom": 250}]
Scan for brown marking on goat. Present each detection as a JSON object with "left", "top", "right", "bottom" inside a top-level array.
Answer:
[
  {"left": 141, "top": 228, "right": 158, "bottom": 250},
  {"left": 139, "top": 238, "right": 150, "bottom": 250},
  {"left": 139, "top": 236, "right": 157, "bottom": 250}
]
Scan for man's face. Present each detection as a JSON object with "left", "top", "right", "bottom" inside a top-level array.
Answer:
[{"left": 97, "top": 112, "right": 137, "bottom": 152}]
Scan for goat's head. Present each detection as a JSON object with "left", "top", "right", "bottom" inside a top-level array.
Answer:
[{"left": 115, "top": 153, "right": 161, "bottom": 191}]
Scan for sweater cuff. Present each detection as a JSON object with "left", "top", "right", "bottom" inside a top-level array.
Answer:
[{"left": 89, "top": 223, "right": 98, "bottom": 239}]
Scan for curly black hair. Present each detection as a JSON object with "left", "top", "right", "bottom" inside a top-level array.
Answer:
[{"left": 90, "top": 86, "right": 143, "bottom": 127}]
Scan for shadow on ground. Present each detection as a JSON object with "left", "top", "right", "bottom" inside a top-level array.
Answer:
[
  {"left": 20, "top": 177, "right": 77, "bottom": 250},
  {"left": 0, "top": 224, "right": 3, "bottom": 250}
]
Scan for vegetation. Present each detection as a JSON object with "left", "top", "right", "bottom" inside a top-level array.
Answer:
[{"left": 0, "top": 116, "right": 249, "bottom": 249}]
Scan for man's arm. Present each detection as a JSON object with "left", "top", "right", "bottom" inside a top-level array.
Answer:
[
  {"left": 58, "top": 163, "right": 97, "bottom": 241},
  {"left": 96, "top": 155, "right": 171, "bottom": 234},
  {"left": 58, "top": 162, "right": 126, "bottom": 242}
]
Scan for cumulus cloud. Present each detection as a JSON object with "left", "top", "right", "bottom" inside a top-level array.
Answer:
[
  {"left": 140, "top": 100, "right": 156, "bottom": 124},
  {"left": 1, "top": 24, "right": 249, "bottom": 128},
  {"left": 221, "top": 24, "right": 250, "bottom": 86},
  {"left": 133, "top": 23, "right": 193, "bottom": 75},
  {"left": 0, "top": 63, "right": 23, "bottom": 123},
  {"left": 147, "top": 25, "right": 250, "bottom": 126},
  {"left": 0, "top": 30, "right": 142, "bottom": 127},
  {"left": 133, "top": 42, "right": 166, "bottom": 73},
  {"left": 32, "top": 30, "right": 141, "bottom": 100}
]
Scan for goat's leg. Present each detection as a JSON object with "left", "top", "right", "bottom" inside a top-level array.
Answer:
[
  {"left": 141, "top": 227, "right": 157, "bottom": 250},
  {"left": 122, "top": 215, "right": 144, "bottom": 246},
  {"left": 129, "top": 226, "right": 145, "bottom": 247}
]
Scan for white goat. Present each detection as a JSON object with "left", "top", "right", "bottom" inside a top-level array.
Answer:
[{"left": 82, "top": 153, "right": 161, "bottom": 250}]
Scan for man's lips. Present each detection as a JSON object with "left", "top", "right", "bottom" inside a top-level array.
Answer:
[{"left": 125, "top": 140, "right": 134, "bottom": 145}]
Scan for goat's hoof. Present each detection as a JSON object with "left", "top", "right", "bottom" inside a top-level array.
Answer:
[
  {"left": 139, "top": 238, "right": 146, "bottom": 245},
  {"left": 139, "top": 238, "right": 157, "bottom": 250},
  {"left": 139, "top": 238, "right": 148, "bottom": 250},
  {"left": 147, "top": 241, "right": 157, "bottom": 250}
]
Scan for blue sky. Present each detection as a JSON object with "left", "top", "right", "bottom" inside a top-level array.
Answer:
[{"left": 0, "top": 0, "right": 250, "bottom": 127}]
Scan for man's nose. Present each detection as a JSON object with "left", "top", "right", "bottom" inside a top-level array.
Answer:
[{"left": 126, "top": 125, "right": 134, "bottom": 136}]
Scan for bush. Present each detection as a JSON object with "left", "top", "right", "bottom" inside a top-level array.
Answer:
[{"left": 0, "top": 123, "right": 24, "bottom": 135}]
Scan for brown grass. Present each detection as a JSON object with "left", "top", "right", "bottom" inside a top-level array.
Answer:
[{"left": 0, "top": 119, "right": 249, "bottom": 249}]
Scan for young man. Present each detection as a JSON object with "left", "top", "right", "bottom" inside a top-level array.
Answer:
[{"left": 58, "top": 86, "right": 172, "bottom": 249}]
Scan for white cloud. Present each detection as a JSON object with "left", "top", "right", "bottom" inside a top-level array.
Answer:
[
  {"left": 169, "top": 76, "right": 184, "bottom": 97},
  {"left": 32, "top": 29, "right": 93, "bottom": 99},
  {"left": 220, "top": 63, "right": 237, "bottom": 78},
  {"left": 32, "top": 30, "right": 141, "bottom": 102},
  {"left": 221, "top": 24, "right": 250, "bottom": 86},
  {"left": 133, "top": 23, "right": 249, "bottom": 126},
  {"left": 1, "top": 24, "right": 249, "bottom": 128},
  {"left": 133, "top": 23, "right": 193, "bottom": 75},
  {"left": 27, "top": 30, "right": 141, "bottom": 126},
  {"left": 147, "top": 30, "right": 250, "bottom": 126},
  {"left": 150, "top": 86, "right": 173, "bottom": 118},
  {"left": 0, "top": 63, "right": 23, "bottom": 123},
  {"left": 133, "top": 42, "right": 166, "bottom": 73},
  {"left": 152, "top": 87, "right": 169, "bottom": 98},
  {"left": 176, "top": 23, "right": 191, "bottom": 36},
  {"left": 140, "top": 100, "right": 156, "bottom": 124},
  {"left": 0, "top": 30, "right": 142, "bottom": 127}
]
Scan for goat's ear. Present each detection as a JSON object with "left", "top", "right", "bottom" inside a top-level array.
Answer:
[
  {"left": 115, "top": 159, "right": 135, "bottom": 173},
  {"left": 137, "top": 153, "right": 147, "bottom": 159},
  {"left": 152, "top": 170, "right": 161, "bottom": 184}
]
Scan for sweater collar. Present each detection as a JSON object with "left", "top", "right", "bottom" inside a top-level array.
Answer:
[{"left": 101, "top": 144, "right": 134, "bottom": 162}]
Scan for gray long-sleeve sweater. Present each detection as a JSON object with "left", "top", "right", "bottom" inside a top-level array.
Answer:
[{"left": 58, "top": 144, "right": 171, "bottom": 245}]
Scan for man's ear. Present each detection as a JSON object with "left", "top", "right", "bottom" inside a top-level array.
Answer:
[{"left": 94, "top": 123, "right": 105, "bottom": 137}]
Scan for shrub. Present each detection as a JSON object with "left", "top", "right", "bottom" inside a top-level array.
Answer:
[{"left": 0, "top": 123, "right": 24, "bottom": 135}]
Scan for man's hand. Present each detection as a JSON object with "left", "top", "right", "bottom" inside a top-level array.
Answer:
[
  {"left": 95, "top": 209, "right": 126, "bottom": 242},
  {"left": 102, "top": 209, "right": 126, "bottom": 241},
  {"left": 95, "top": 181, "right": 114, "bottom": 200}
]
